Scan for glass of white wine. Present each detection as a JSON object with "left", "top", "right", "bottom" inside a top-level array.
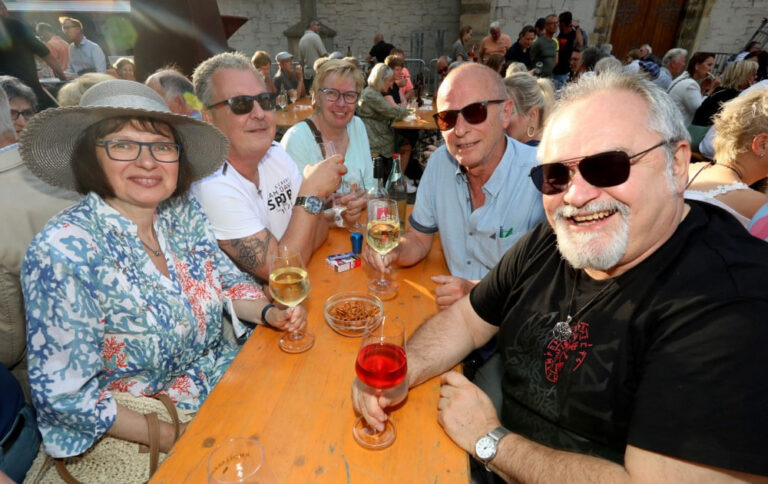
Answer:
[
  {"left": 366, "top": 198, "right": 400, "bottom": 295},
  {"left": 288, "top": 88, "right": 298, "bottom": 104},
  {"left": 269, "top": 246, "right": 313, "bottom": 353}
]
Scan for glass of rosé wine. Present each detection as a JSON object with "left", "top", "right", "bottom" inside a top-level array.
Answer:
[{"left": 352, "top": 315, "right": 407, "bottom": 449}]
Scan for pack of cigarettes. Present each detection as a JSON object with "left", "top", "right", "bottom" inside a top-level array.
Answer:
[{"left": 326, "top": 252, "right": 361, "bottom": 272}]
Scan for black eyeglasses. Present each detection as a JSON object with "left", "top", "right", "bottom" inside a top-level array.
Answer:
[
  {"left": 206, "top": 93, "right": 277, "bottom": 114},
  {"left": 432, "top": 99, "right": 505, "bottom": 131},
  {"left": 96, "top": 139, "right": 181, "bottom": 163},
  {"left": 529, "top": 140, "right": 671, "bottom": 195},
  {"left": 11, "top": 109, "right": 35, "bottom": 121},
  {"left": 320, "top": 88, "right": 360, "bottom": 104}
]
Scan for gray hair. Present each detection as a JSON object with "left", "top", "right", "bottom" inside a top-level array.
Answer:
[
  {"left": 504, "top": 73, "right": 554, "bottom": 130},
  {"left": 0, "top": 87, "right": 14, "bottom": 142},
  {"left": 594, "top": 56, "right": 622, "bottom": 74},
  {"left": 662, "top": 48, "right": 687, "bottom": 67},
  {"left": 490, "top": 21, "right": 502, "bottom": 30},
  {"left": 193, "top": 52, "right": 259, "bottom": 107},
  {"left": 0, "top": 75, "right": 37, "bottom": 109},
  {"left": 542, "top": 71, "right": 689, "bottom": 166},
  {"left": 148, "top": 69, "right": 194, "bottom": 101},
  {"left": 641, "top": 43, "right": 652, "bottom": 54},
  {"left": 368, "top": 63, "right": 393, "bottom": 92}
]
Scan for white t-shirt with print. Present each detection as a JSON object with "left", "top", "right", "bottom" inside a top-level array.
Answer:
[{"left": 191, "top": 143, "right": 302, "bottom": 241}]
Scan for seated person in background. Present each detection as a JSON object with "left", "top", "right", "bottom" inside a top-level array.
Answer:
[
  {"left": 145, "top": 67, "right": 199, "bottom": 117},
  {"left": 391, "top": 48, "right": 414, "bottom": 102},
  {"left": 667, "top": 51, "right": 717, "bottom": 126},
  {"left": 503, "top": 72, "right": 555, "bottom": 147},
  {"left": 0, "top": 86, "right": 73, "bottom": 484},
  {"left": 478, "top": 21, "right": 512, "bottom": 64},
  {"left": 251, "top": 50, "right": 277, "bottom": 95},
  {"left": 113, "top": 57, "right": 135, "bottom": 81},
  {"left": 735, "top": 40, "right": 761, "bottom": 61},
  {"left": 60, "top": 16, "right": 106, "bottom": 74},
  {"left": 20, "top": 80, "right": 305, "bottom": 461},
  {"left": 451, "top": 25, "right": 472, "bottom": 62},
  {"left": 0, "top": 75, "right": 37, "bottom": 137},
  {"left": 686, "top": 89, "right": 768, "bottom": 225},
  {"left": 357, "top": 63, "right": 412, "bottom": 179},
  {"left": 383, "top": 54, "right": 408, "bottom": 105},
  {"left": 192, "top": 52, "right": 344, "bottom": 281},
  {"left": 57, "top": 72, "right": 113, "bottom": 107},
  {"left": 362, "top": 64, "right": 544, "bottom": 308},
  {"left": 691, "top": 59, "right": 758, "bottom": 126},
  {"left": 505, "top": 25, "right": 535, "bottom": 68},
  {"left": 273, "top": 51, "right": 305, "bottom": 99},
  {"left": 355, "top": 71, "right": 768, "bottom": 482},
  {"left": 594, "top": 55, "right": 622, "bottom": 74},
  {"left": 281, "top": 59, "right": 372, "bottom": 213},
  {"left": 654, "top": 48, "right": 687, "bottom": 90}
]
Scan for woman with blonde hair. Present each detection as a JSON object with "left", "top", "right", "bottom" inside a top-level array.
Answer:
[
  {"left": 692, "top": 60, "right": 758, "bottom": 126},
  {"left": 686, "top": 89, "right": 768, "bottom": 225},
  {"left": 503, "top": 72, "right": 554, "bottom": 147}
]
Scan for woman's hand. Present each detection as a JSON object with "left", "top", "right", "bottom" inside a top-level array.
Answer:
[{"left": 267, "top": 305, "right": 307, "bottom": 333}]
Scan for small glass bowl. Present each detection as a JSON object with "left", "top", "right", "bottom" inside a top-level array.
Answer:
[{"left": 324, "top": 292, "right": 384, "bottom": 337}]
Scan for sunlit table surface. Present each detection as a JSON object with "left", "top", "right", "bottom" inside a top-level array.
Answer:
[
  {"left": 392, "top": 102, "right": 437, "bottom": 130},
  {"left": 275, "top": 96, "right": 314, "bottom": 128},
  {"left": 151, "top": 221, "right": 469, "bottom": 483}
]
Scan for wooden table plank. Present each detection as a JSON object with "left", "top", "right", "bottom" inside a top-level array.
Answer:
[
  {"left": 275, "top": 96, "right": 314, "bottom": 128},
  {"left": 151, "top": 224, "right": 469, "bottom": 483},
  {"left": 391, "top": 103, "right": 438, "bottom": 130}
]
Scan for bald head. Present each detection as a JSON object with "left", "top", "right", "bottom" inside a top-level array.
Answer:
[{"left": 438, "top": 63, "right": 507, "bottom": 106}]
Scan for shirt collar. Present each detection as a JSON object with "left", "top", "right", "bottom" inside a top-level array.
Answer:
[
  {"left": 451, "top": 136, "right": 515, "bottom": 198},
  {"left": 0, "top": 143, "right": 21, "bottom": 173}
]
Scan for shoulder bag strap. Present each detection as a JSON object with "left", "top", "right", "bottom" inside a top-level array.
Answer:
[
  {"left": 155, "top": 393, "right": 181, "bottom": 443},
  {"left": 303, "top": 119, "right": 326, "bottom": 157},
  {"left": 144, "top": 412, "right": 161, "bottom": 477},
  {"left": 54, "top": 458, "right": 82, "bottom": 484}
]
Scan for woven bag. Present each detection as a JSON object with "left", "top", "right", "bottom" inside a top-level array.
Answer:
[{"left": 24, "top": 392, "right": 194, "bottom": 484}]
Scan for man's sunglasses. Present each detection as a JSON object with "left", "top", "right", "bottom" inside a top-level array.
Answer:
[
  {"left": 529, "top": 140, "right": 671, "bottom": 195},
  {"left": 432, "top": 99, "right": 505, "bottom": 131},
  {"left": 206, "top": 93, "right": 277, "bottom": 114}
]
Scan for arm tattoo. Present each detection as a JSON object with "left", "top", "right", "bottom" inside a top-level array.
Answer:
[{"left": 219, "top": 231, "right": 275, "bottom": 279}]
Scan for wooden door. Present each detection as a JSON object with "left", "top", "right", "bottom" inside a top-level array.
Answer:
[{"left": 609, "top": 0, "right": 686, "bottom": 60}]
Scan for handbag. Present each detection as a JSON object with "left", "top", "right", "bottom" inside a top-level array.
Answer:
[{"left": 24, "top": 392, "right": 194, "bottom": 484}]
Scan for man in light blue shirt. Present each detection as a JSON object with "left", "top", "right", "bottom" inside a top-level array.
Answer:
[
  {"left": 61, "top": 17, "right": 106, "bottom": 74},
  {"left": 363, "top": 63, "right": 545, "bottom": 307}
]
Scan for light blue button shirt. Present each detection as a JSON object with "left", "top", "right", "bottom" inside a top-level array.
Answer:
[
  {"left": 409, "top": 137, "right": 545, "bottom": 280},
  {"left": 67, "top": 36, "right": 106, "bottom": 73}
]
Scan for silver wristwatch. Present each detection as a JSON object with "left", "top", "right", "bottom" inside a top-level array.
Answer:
[
  {"left": 475, "top": 426, "right": 511, "bottom": 469},
  {"left": 294, "top": 195, "right": 323, "bottom": 214}
]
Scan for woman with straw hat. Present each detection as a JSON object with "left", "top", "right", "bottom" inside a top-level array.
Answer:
[{"left": 19, "top": 80, "right": 306, "bottom": 462}]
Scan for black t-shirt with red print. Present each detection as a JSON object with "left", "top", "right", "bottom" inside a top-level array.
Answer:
[{"left": 469, "top": 200, "right": 768, "bottom": 476}]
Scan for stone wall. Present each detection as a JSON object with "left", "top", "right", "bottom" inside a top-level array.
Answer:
[
  {"left": 694, "top": 0, "right": 768, "bottom": 54},
  {"left": 218, "top": 0, "right": 460, "bottom": 62}
]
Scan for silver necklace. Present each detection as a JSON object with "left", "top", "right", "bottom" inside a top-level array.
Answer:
[
  {"left": 140, "top": 231, "right": 162, "bottom": 257},
  {"left": 551, "top": 273, "right": 614, "bottom": 342}
]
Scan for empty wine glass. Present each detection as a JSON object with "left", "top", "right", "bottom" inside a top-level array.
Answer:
[
  {"left": 288, "top": 89, "right": 298, "bottom": 104},
  {"left": 341, "top": 167, "right": 367, "bottom": 231},
  {"left": 276, "top": 92, "right": 287, "bottom": 110},
  {"left": 366, "top": 198, "right": 400, "bottom": 296},
  {"left": 207, "top": 438, "right": 276, "bottom": 483},
  {"left": 353, "top": 315, "right": 407, "bottom": 450},
  {"left": 269, "top": 246, "right": 313, "bottom": 353}
]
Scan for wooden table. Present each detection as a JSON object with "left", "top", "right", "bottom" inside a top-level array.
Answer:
[
  {"left": 391, "top": 103, "right": 438, "bottom": 130},
  {"left": 275, "top": 96, "right": 314, "bottom": 128},
  {"left": 151, "top": 226, "right": 469, "bottom": 483}
]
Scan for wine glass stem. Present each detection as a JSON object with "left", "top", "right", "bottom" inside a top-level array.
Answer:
[{"left": 379, "top": 254, "right": 387, "bottom": 284}]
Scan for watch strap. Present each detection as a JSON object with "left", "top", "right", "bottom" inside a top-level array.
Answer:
[{"left": 480, "top": 426, "right": 511, "bottom": 470}]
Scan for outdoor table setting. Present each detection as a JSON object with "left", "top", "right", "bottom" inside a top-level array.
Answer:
[
  {"left": 274, "top": 95, "right": 314, "bottom": 128},
  {"left": 151, "top": 206, "right": 469, "bottom": 483},
  {"left": 391, "top": 97, "right": 438, "bottom": 130}
]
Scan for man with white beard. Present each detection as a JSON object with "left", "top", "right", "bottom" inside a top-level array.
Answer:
[{"left": 353, "top": 71, "right": 768, "bottom": 481}]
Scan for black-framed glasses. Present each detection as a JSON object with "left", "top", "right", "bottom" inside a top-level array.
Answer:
[
  {"left": 432, "top": 99, "right": 505, "bottom": 131},
  {"left": 11, "top": 109, "right": 34, "bottom": 121},
  {"left": 206, "top": 93, "right": 276, "bottom": 115},
  {"left": 529, "top": 140, "right": 672, "bottom": 195},
  {"left": 320, "top": 88, "right": 360, "bottom": 104},
  {"left": 96, "top": 139, "right": 181, "bottom": 163}
]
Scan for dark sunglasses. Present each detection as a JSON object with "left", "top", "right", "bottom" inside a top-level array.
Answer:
[
  {"left": 529, "top": 140, "right": 671, "bottom": 195},
  {"left": 206, "top": 93, "right": 277, "bottom": 114},
  {"left": 432, "top": 99, "right": 505, "bottom": 131}
]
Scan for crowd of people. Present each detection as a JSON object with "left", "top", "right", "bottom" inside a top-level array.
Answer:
[{"left": 1, "top": 2, "right": 768, "bottom": 482}]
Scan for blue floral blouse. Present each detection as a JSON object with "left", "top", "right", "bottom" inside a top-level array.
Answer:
[{"left": 22, "top": 192, "right": 265, "bottom": 458}]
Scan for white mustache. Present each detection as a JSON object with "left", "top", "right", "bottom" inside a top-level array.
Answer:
[{"left": 554, "top": 200, "right": 629, "bottom": 221}]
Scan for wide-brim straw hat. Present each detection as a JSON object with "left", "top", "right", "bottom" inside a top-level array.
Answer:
[{"left": 19, "top": 79, "right": 229, "bottom": 191}]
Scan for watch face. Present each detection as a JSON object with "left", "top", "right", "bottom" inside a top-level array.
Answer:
[
  {"left": 475, "top": 436, "right": 496, "bottom": 460},
  {"left": 305, "top": 196, "right": 323, "bottom": 213}
]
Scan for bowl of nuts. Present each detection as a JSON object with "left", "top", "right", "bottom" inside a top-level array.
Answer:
[{"left": 324, "top": 291, "right": 384, "bottom": 337}]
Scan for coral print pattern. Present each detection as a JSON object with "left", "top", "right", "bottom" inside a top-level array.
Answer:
[{"left": 22, "top": 192, "right": 265, "bottom": 458}]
